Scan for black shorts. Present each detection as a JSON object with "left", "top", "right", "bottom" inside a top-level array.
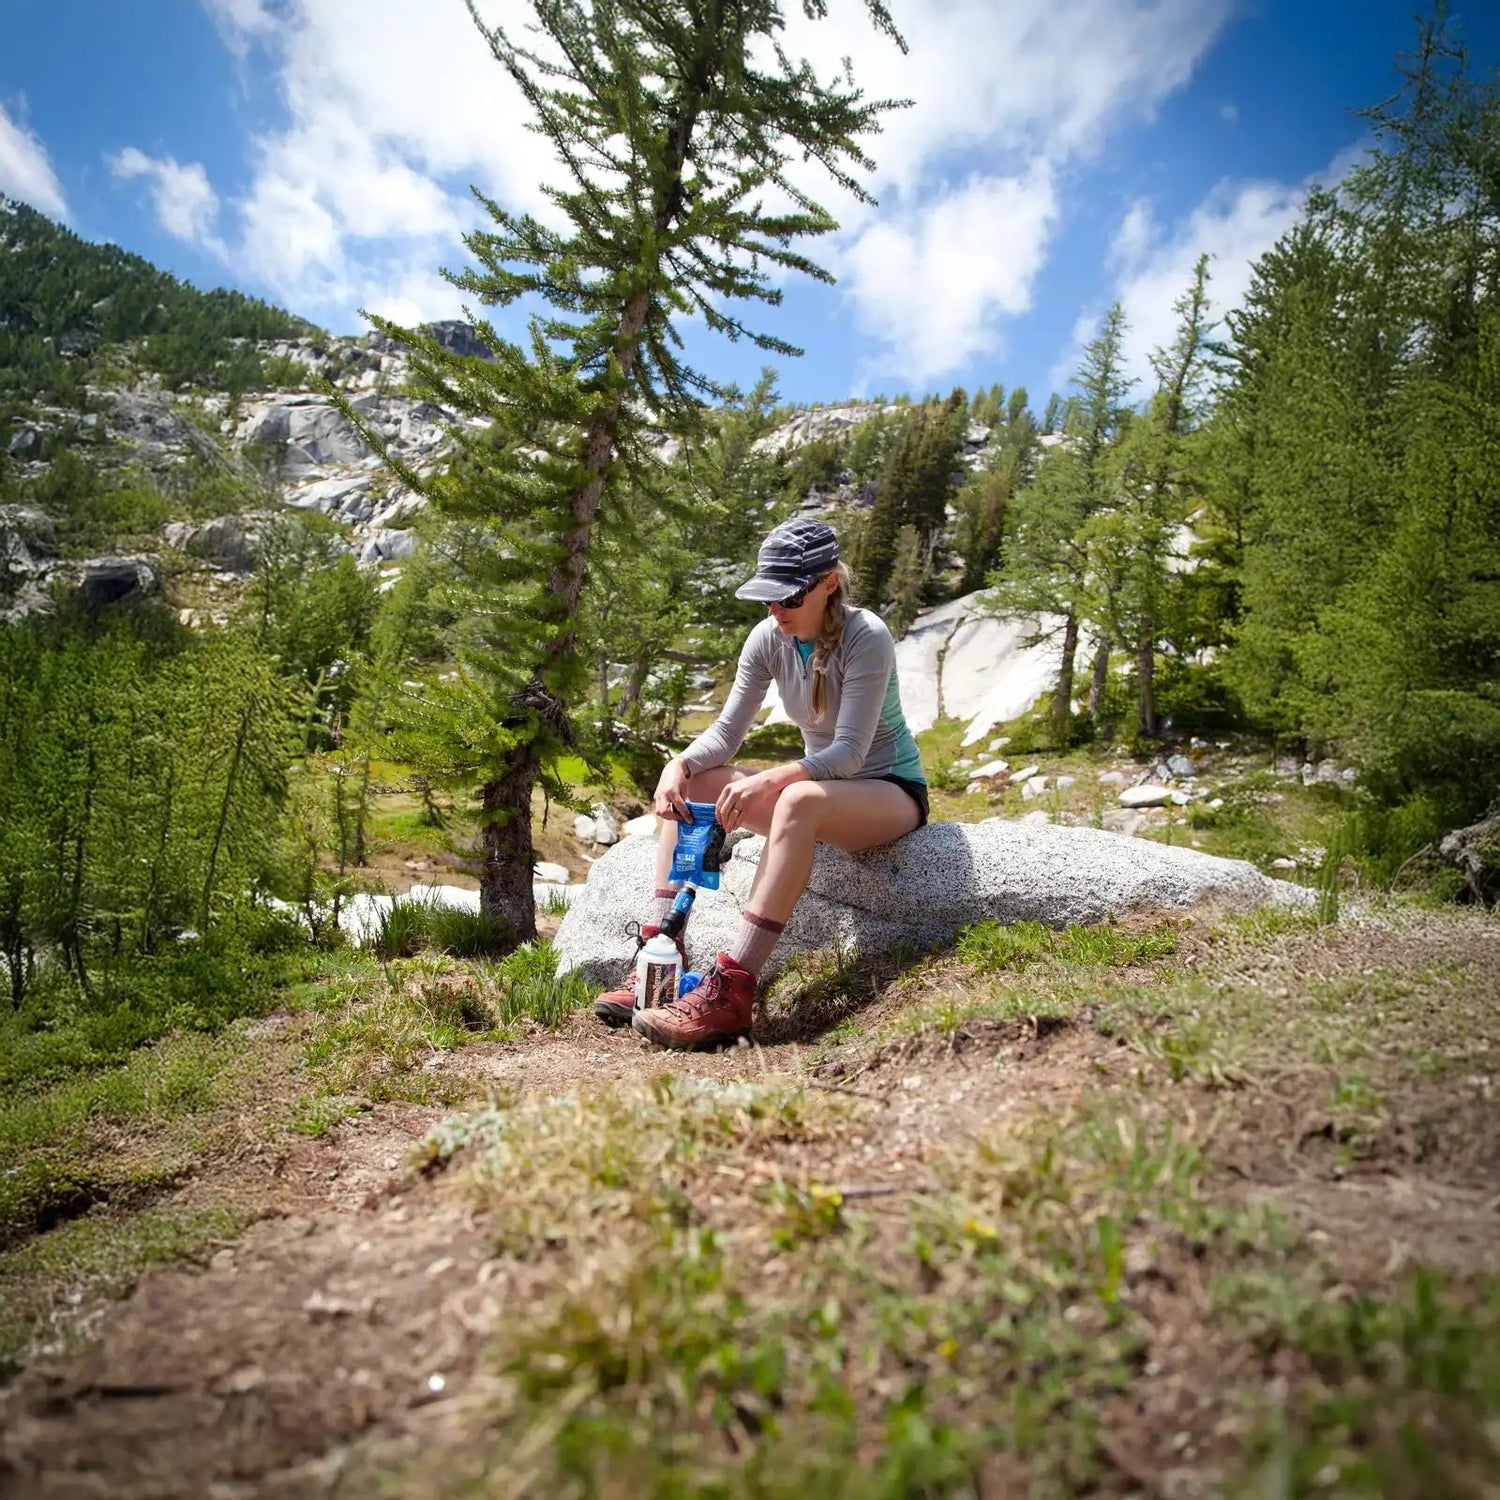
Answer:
[{"left": 879, "top": 774, "right": 929, "bottom": 828}]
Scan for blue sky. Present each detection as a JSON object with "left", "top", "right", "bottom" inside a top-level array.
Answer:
[{"left": 2, "top": 1, "right": 1496, "bottom": 408}]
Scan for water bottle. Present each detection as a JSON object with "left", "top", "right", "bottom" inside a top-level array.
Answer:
[{"left": 635, "top": 930, "right": 683, "bottom": 1012}]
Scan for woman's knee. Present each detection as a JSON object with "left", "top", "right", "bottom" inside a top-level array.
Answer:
[
  {"left": 769, "top": 780, "right": 822, "bottom": 835},
  {"left": 683, "top": 765, "right": 743, "bottom": 801}
]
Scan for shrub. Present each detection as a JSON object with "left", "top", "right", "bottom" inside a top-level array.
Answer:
[
  {"left": 428, "top": 904, "right": 511, "bottom": 958},
  {"left": 372, "top": 896, "right": 435, "bottom": 960},
  {"left": 493, "top": 941, "right": 591, "bottom": 1028}
]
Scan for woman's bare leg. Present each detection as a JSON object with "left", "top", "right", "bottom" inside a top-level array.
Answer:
[
  {"left": 745, "top": 780, "right": 921, "bottom": 924},
  {"left": 651, "top": 769, "right": 919, "bottom": 927}
]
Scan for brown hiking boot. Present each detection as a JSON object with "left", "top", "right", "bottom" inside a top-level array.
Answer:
[
  {"left": 631, "top": 953, "right": 754, "bottom": 1051},
  {"left": 593, "top": 924, "right": 687, "bottom": 1028}
]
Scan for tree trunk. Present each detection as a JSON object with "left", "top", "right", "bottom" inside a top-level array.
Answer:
[
  {"left": 202, "top": 702, "right": 253, "bottom": 932},
  {"left": 1054, "top": 611, "right": 1079, "bottom": 745},
  {"left": 479, "top": 739, "right": 541, "bottom": 945},
  {"left": 1137, "top": 615, "right": 1157, "bottom": 738},
  {"left": 1088, "top": 641, "right": 1109, "bottom": 719}
]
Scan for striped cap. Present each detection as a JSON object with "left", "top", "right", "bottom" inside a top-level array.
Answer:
[{"left": 734, "top": 518, "right": 841, "bottom": 602}]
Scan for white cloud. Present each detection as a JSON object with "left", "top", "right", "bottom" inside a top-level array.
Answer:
[
  {"left": 776, "top": 0, "right": 1233, "bottom": 200},
  {"left": 0, "top": 101, "right": 67, "bottom": 219},
  {"left": 840, "top": 163, "right": 1058, "bottom": 386},
  {"left": 190, "top": 0, "right": 552, "bottom": 324},
  {"left": 779, "top": 0, "right": 1235, "bottom": 383},
  {"left": 201, "top": 0, "right": 274, "bottom": 57},
  {"left": 191, "top": 0, "right": 1234, "bottom": 365},
  {"left": 1059, "top": 143, "right": 1368, "bottom": 394},
  {"left": 111, "top": 147, "right": 226, "bottom": 253}
]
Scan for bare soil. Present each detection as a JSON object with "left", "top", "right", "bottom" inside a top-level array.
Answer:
[{"left": 2, "top": 905, "right": 1497, "bottom": 1498}]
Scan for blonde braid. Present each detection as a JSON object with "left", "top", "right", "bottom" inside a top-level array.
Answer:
[{"left": 811, "top": 563, "right": 855, "bottom": 720}]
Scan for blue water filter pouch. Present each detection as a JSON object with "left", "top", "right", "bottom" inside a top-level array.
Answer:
[{"left": 669, "top": 800, "right": 727, "bottom": 890}]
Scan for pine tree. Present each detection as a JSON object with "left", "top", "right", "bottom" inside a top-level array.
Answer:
[
  {"left": 852, "top": 409, "right": 919, "bottom": 603},
  {"left": 1087, "top": 257, "right": 1213, "bottom": 737},
  {"left": 990, "top": 306, "right": 1133, "bottom": 743},
  {"left": 356, "top": 0, "right": 906, "bottom": 944},
  {"left": 1197, "top": 7, "right": 1500, "bottom": 814},
  {"left": 885, "top": 523, "right": 933, "bottom": 637}
]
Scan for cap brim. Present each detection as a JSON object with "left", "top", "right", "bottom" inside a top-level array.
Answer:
[{"left": 735, "top": 574, "right": 810, "bottom": 602}]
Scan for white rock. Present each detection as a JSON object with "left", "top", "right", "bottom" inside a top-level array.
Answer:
[
  {"left": 1021, "top": 776, "right": 1049, "bottom": 801},
  {"left": 287, "top": 474, "right": 372, "bottom": 514},
  {"left": 1011, "top": 764, "right": 1041, "bottom": 784},
  {"left": 1101, "top": 808, "right": 1150, "bottom": 837},
  {"left": 1098, "top": 770, "right": 1130, "bottom": 789},
  {"left": 590, "top": 804, "right": 620, "bottom": 845},
  {"left": 533, "top": 861, "right": 571, "bottom": 885},
  {"left": 1169, "top": 791, "right": 1191, "bottom": 807},
  {"left": 1018, "top": 810, "right": 1051, "bottom": 825},
  {"left": 887, "top": 593, "right": 1092, "bottom": 746},
  {"left": 965, "top": 759, "right": 1008, "bottom": 781},
  {"left": 554, "top": 818, "right": 1313, "bottom": 988},
  {"left": 573, "top": 814, "right": 596, "bottom": 842},
  {"left": 1119, "top": 784, "right": 1174, "bottom": 808},
  {"left": 987, "top": 737, "right": 1011, "bottom": 753},
  {"left": 1208, "top": 798, "right": 1225, "bottom": 810},
  {"left": 237, "top": 395, "right": 370, "bottom": 471},
  {"left": 1055, "top": 775, "right": 1076, "bottom": 790},
  {"left": 1271, "top": 857, "right": 1298, "bottom": 870},
  {"left": 623, "top": 813, "right": 660, "bottom": 838}
]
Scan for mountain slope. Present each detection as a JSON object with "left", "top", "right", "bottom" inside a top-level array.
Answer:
[{"left": 0, "top": 197, "right": 310, "bottom": 414}]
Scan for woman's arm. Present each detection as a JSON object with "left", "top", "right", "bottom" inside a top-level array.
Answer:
[
  {"left": 798, "top": 621, "right": 893, "bottom": 781},
  {"left": 676, "top": 622, "right": 774, "bottom": 777}
]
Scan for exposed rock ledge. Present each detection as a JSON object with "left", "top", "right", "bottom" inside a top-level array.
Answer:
[{"left": 554, "top": 816, "right": 1312, "bottom": 987}]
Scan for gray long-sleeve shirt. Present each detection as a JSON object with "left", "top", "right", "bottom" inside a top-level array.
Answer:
[{"left": 679, "top": 609, "right": 925, "bottom": 783}]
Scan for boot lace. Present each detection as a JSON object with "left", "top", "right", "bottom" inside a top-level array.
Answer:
[{"left": 672, "top": 965, "right": 724, "bottom": 1020}]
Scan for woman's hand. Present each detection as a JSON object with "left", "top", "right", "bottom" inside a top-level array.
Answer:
[
  {"left": 653, "top": 758, "right": 692, "bottom": 821},
  {"left": 714, "top": 774, "right": 762, "bottom": 834},
  {"left": 715, "top": 770, "right": 776, "bottom": 833}
]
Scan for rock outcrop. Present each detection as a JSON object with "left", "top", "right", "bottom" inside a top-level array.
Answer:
[
  {"left": 553, "top": 816, "right": 1312, "bottom": 987},
  {"left": 235, "top": 394, "right": 371, "bottom": 473},
  {"left": 162, "top": 512, "right": 282, "bottom": 573}
]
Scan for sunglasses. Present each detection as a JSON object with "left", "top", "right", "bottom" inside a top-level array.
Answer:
[{"left": 772, "top": 574, "right": 827, "bottom": 610}]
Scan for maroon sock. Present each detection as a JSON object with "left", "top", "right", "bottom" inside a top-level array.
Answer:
[{"left": 725, "top": 911, "right": 785, "bottom": 979}]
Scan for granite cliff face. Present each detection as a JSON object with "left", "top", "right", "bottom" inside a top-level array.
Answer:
[{"left": 4, "top": 328, "right": 1029, "bottom": 622}]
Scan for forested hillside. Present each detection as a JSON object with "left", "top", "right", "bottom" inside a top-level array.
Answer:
[{"left": 0, "top": 195, "right": 309, "bottom": 413}]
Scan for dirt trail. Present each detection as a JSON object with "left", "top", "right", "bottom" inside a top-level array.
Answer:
[
  {"left": 0, "top": 1008, "right": 1114, "bottom": 1497},
  {"left": 3, "top": 911, "right": 1497, "bottom": 1498}
]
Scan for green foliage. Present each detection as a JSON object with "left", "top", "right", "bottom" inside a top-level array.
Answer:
[
  {"left": 0, "top": 910, "right": 310, "bottom": 1091},
  {"left": 1232, "top": 1270, "right": 1500, "bottom": 1499},
  {"left": 492, "top": 940, "right": 592, "bottom": 1028},
  {"left": 578, "top": 372, "right": 793, "bottom": 743},
  {"left": 987, "top": 304, "right": 1134, "bottom": 743},
  {"left": 0, "top": 194, "right": 307, "bottom": 418},
  {"left": 372, "top": 896, "right": 439, "bottom": 960},
  {"left": 429, "top": 904, "right": 513, "bottom": 958},
  {"left": 852, "top": 392, "right": 966, "bottom": 606},
  {"left": 355, "top": 0, "right": 905, "bottom": 944},
  {"left": 955, "top": 919, "right": 1179, "bottom": 973},
  {"left": 0, "top": 603, "right": 309, "bottom": 1009},
  {"left": 1205, "top": 27, "right": 1500, "bottom": 811}
]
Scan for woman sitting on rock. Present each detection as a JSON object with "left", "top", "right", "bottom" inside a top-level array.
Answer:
[{"left": 595, "top": 517, "right": 928, "bottom": 1051}]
